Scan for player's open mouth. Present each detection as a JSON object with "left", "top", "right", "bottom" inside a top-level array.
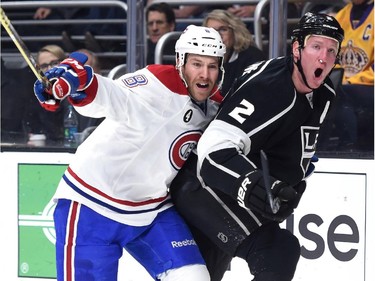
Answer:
[
  {"left": 197, "top": 83, "right": 209, "bottom": 88},
  {"left": 314, "top": 68, "right": 323, "bottom": 78}
]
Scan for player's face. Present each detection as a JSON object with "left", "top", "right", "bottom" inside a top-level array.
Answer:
[
  {"left": 293, "top": 35, "right": 339, "bottom": 91},
  {"left": 182, "top": 54, "right": 220, "bottom": 102}
]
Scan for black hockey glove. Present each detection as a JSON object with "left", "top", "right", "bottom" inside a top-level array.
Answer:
[
  {"left": 274, "top": 180, "right": 306, "bottom": 222},
  {"left": 234, "top": 170, "right": 306, "bottom": 222}
]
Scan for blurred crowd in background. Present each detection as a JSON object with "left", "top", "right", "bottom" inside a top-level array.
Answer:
[{"left": 1, "top": 0, "right": 373, "bottom": 157}]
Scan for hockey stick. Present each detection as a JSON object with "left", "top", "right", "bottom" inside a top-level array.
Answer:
[
  {"left": 260, "top": 150, "right": 280, "bottom": 214},
  {"left": 0, "top": 7, "right": 50, "bottom": 88}
]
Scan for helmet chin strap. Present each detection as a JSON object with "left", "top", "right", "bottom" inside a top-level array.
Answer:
[{"left": 295, "top": 48, "right": 315, "bottom": 91}]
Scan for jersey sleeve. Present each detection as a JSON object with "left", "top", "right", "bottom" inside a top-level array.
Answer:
[
  {"left": 197, "top": 58, "right": 296, "bottom": 196},
  {"left": 72, "top": 68, "right": 166, "bottom": 120},
  {"left": 197, "top": 119, "right": 257, "bottom": 196}
]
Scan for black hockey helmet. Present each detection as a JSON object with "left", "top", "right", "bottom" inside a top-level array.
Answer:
[{"left": 292, "top": 12, "right": 344, "bottom": 53}]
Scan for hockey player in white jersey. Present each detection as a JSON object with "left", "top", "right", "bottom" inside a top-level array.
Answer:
[{"left": 33, "top": 25, "right": 225, "bottom": 281}]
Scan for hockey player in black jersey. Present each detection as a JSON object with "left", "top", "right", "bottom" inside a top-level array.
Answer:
[{"left": 170, "top": 12, "right": 344, "bottom": 281}]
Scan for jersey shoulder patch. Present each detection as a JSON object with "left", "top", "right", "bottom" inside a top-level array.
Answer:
[{"left": 147, "top": 65, "right": 189, "bottom": 95}]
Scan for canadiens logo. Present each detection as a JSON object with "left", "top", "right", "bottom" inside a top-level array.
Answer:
[{"left": 169, "top": 130, "right": 202, "bottom": 170}]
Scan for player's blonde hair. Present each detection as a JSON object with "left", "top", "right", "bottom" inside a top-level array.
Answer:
[{"left": 202, "top": 9, "right": 254, "bottom": 53}]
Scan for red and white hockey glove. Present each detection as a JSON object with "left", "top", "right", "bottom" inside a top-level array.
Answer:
[{"left": 34, "top": 52, "right": 94, "bottom": 111}]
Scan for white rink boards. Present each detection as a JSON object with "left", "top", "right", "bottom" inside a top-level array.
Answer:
[{"left": 0, "top": 152, "right": 374, "bottom": 280}]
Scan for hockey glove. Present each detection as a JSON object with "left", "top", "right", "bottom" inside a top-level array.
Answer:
[
  {"left": 33, "top": 81, "right": 60, "bottom": 111},
  {"left": 34, "top": 52, "right": 93, "bottom": 111},
  {"left": 273, "top": 180, "right": 306, "bottom": 222},
  {"left": 234, "top": 170, "right": 305, "bottom": 222}
]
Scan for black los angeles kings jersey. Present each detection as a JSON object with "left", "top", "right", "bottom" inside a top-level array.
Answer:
[{"left": 197, "top": 56, "right": 336, "bottom": 197}]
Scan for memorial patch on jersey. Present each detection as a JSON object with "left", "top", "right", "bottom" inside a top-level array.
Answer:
[
  {"left": 169, "top": 130, "right": 202, "bottom": 170},
  {"left": 122, "top": 75, "right": 148, "bottom": 88}
]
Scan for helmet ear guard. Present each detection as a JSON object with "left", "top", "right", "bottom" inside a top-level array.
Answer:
[{"left": 175, "top": 25, "right": 226, "bottom": 89}]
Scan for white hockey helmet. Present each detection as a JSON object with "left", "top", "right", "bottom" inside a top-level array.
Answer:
[{"left": 175, "top": 25, "right": 226, "bottom": 89}]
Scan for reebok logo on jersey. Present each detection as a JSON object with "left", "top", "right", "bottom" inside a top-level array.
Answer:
[
  {"left": 237, "top": 177, "right": 251, "bottom": 208},
  {"left": 171, "top": 239, "right": 197, "bottom": 248}
]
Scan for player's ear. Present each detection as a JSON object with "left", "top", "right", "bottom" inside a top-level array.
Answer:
[{"left": 292, "top": 41, "right": 300, "bottom": 59}]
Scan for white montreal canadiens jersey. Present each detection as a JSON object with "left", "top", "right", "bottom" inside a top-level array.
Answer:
[{"left": 53, "top": 65, "right": 222, "bottom": 226}]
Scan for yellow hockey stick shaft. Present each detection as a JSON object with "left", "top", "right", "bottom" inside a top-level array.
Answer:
[{"left": 0, "top": 7, "right": 50, "bottom": 88}]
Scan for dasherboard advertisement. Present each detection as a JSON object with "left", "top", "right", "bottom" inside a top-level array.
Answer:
[
  {"left": 13, "top": 163, "right": 369, "bottom": 280},
  {"left": 289, "top": 171, "right": 366, "bottom": 280},
  {"left": 18, "top": 164, "right": 66, "bottom": 278}
]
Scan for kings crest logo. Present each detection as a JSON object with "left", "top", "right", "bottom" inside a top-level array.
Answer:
[
  {"left": 339, "top": 40, "right": 368, "bottom": 77},
  {"left": 169, "top": 130, "right": 202, "bottom": 170},
  {"left": 301, "top": 126, "right": 319, "bottom": 169}
]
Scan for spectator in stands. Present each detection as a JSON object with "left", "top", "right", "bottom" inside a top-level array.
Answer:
[
  {"left": 147, "top": 0, "right": 208, "bottom": 31},
  {"left": 37, "top": 44, "right": 66, "bottom": 72},
  {"left": 28, "top": 45, "right": 103, "bottom": 146},
  {"left": 26, "top": 44, "right": 68, "bottom": 146},
  {"left": 225, "top": 3, "right": 301, "bottom": 32},
  {"left": 32, "top": 4, "right": 126, "bottom": 53},
  {"left": 30, "top": 6, "right": 87, "bottom": 52},
  {"left": 76, "top": 48, "right": 102, "bottom": 74},
  {"left": 146, "top": 2, "right": 176, "bottom": 65},
  {"left": 203, "top": 9, "right": 267, "bottom": 96},
  {"left": 173, "top": 5, "right": 207, "bottom": 31},
  {"left": 80, "top": 4, "right": 127, "bottom": 53},
  {"left": 306, "top": 3, "right": 346, "bottom": 17},
  {"left": 333, "top": 0, "right": 374, "bottom": 151},
  {"left": 227, "top": 5, "right": 256, "bottom": 18},
  {"left": 33, "top": 7, "right": 52, "bottom": 20},
  {"left": 336, "top": 0, "right": 373, "bottom": 86}
]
